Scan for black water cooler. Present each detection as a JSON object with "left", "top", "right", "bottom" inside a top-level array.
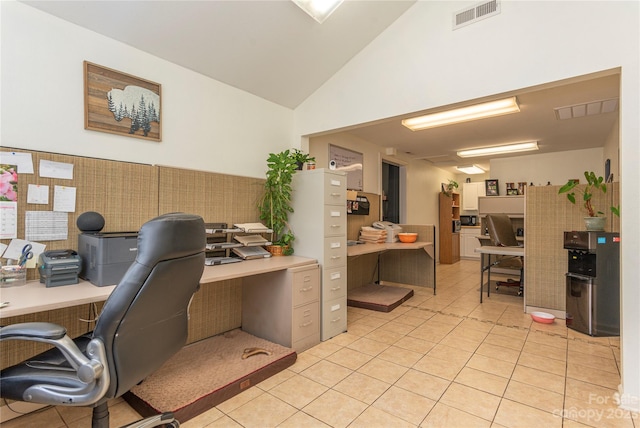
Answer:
[{"left": 564, "top": 231, "right": 620, "bottom": 336}]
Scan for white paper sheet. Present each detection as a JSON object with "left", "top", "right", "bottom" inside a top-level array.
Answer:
[
  {"left": 53, "top": 185, "right": 76, "bottom": 212},
  {"left": 0, "top": 201, "right": 18, "bottom": 239},
  {"left": 25, "top": 211, "right": 68, "bottom": 241},
  {"left": 27, "top": 184, "right": 49, "bottom": 204},
  {"left": 2, "top": 239, "right": 46, "bottom": 268},
  {"left": 39, "top": 159, "right": 74, "bottom": 180},
  {"left": 0, "top": 152, "right": 34, "bottom": 174}
]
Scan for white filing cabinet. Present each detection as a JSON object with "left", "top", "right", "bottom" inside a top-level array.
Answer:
[
  {"left": 460, "top": 227, "right": 481, "bottom": 259},
  {"left": 242, "top": 264, "right": 320, "bottom": 352},
  {"left": 289, "top": 169, "right": 347, "bottom": 341}
]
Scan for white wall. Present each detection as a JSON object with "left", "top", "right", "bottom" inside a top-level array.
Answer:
[
  {"left": 296, "top": 1, "right": 640, "bottom": 411},
  {"left": 0, "top": 2, "right": 295, "bottom": 179},
  {"left": 490, "top": 148, "right": 604, "bottom": 196}
]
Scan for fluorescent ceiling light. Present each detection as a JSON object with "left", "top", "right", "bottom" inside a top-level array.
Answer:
[
  {"left": 292, "top": 0, "right": 344, "bottom": 23},
  {"left": 402, "top": 97, "right": 520, "bottom": 131},
  {"left": 456, "top": 165, "right": 485, "bottom": 174},
  {"left": 457, "top": 141, "right": 539, "bottom": 158}
]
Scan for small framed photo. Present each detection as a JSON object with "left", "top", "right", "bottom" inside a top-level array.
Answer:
[
  {"left": 507, "top": 188, "right": 519, "bottom": 196},
  {"left": 485, "top": 179, "right": 499, "bottom": 196}
]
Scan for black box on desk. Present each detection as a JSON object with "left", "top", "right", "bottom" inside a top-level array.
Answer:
[{"left": 78, "top": 232, "right": 138, "bottom": 286}]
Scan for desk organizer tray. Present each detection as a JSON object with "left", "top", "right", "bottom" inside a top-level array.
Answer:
[{"left": 124, "top": 329, "right": 296, "bottom": 423}]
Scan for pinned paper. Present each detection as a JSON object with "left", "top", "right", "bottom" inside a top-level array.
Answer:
[{"left": 27, "top": 184, "right": 49, "bottom": 204}]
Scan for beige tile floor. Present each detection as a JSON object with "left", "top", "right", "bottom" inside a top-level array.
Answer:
[{"left": 4, "top": 260, "right": 637, "bottom": 428}]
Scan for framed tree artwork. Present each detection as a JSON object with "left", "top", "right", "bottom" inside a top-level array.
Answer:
[
  {"left": 84, "top": 61, "right": 162, "bottom": 142},
  {"left": 485, "top": 179, "right": 499, "bottom": 196}
]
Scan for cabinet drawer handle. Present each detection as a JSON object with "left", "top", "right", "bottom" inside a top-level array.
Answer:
[
  {"left": 331, "top": 317, "right": 342, "bottom": 323},
  {"left": 330, "top": 256, "right": 341, "bottom": 260},
  {"left": 330, "top": 224, "right": 341, "bottom": 228},
  {"left": 300, "top": 286, "right": 313, "bottom": 292},
  {"left": 330, "top": 192, "right": 341, "bottom": 196},
  {"left": 300, "top": 321, "right": 313, "bottom": 328},
  {"left": 303, "top": 276, "right": 312, "bottom": 282},
  {"left": 330, "top": 286, "right": 341, "bottom": 291}
]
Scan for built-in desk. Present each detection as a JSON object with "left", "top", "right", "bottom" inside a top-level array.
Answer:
[
  {"left": 1, "top": 256, "right": 318, "bottom": 371},
  {"left": 347, "top": 241, "right": 436, "bottom": 294},
  {"left": 0, "top": 256, "right": 316, "bottom": 319}
]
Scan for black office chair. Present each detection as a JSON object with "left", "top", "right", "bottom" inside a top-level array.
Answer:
[
  {"left": 485, "top": 214, "right": 524, "bottom": 296},
  {"left": 0, "top": 213, "right": 205, "bottom": 428}
]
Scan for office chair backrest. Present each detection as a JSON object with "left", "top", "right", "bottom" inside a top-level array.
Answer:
[
  {"left": 486, "top": 214, "right": 519, "bottom": 247},
  {"left": 93, "top": 213, "right": 205, "bottom": 399}
]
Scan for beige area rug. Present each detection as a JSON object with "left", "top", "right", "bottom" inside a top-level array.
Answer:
[
  {"left": 347, "top": 283, "right": 414, "bottom": 312},
  {"left": 124, "top": 329, "right": 297, "bottom": 423}
]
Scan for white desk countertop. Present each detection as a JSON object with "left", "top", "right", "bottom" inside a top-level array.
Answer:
[
  {"left": 347, "top": 241, "right": 434, "bottom": 259},
  {"left": 1, "top": 255, "right": 317, "bottom": 319}
]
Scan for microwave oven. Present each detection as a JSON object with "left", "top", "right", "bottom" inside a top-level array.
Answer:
[{"left": 460, "top": 215, "right": 477, "bottom": 226}]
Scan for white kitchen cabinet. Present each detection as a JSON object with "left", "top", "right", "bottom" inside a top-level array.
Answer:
[
  {"left": 461, "top": 227, "right": 481, "bottom": 259},
  {"left": 462, "top": 182, "right": 486, "bottom": 211},
  {"left": 289, "top": 169, "right": 347, "bottom": 341}
]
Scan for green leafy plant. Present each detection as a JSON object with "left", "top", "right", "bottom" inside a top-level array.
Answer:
[
  {"left": 558, "top": 171, "right": 620, "bottom": 217},
  {"left": 442, "top": 179, "right": 459, "bottom": 197},
  {"left": 291, "top": 149, "right": 315, "bottom": 170},
  {"left": 258, "top": 149, "right": 298, "bottom": 255}
]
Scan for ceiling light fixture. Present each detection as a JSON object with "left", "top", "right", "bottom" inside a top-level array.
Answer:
[
  {"left": 457, "top": 141, "right": 539, "bottom": 158},
  {"left": 456, "top": 165, "right": 485, "bottom": 174},
  {"left": 401, "top": 97, "right": 520, "bottom": 131},
  {"left": 292, "top": 0, "right": 344, "bottom": 23},
  {"left": 554, "top": 98, "right": 619, "bottom": 120}
]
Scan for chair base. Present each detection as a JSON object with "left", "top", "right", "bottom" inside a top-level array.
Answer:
[{"left": 91, "top": 402, "right": 179, "bottom": 428}]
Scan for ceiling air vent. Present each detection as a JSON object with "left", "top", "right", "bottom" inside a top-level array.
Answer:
[{"left": 453, "top": 0, "right": 501, "bottom": 30}]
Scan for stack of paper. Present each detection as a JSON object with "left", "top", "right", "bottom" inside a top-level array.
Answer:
[
  {"left": 234, "top": 234, "right": 272, "bottom": 247},
  {"left": 359, "top": 226, "right": 387, "bottom": 243},
  {"left": 233, "top": 223, "right": 273, "bottom": 233}
]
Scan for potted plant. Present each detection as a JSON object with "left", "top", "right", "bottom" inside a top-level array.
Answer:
[
  {"left": 442, "top": 179, "right": 459, "bottom": 197},
  {"left": 258, "top": 149, "right": 298, "bottom": 255},
  {"left": 558, "top": 171, "right": 620, "bottom": 230},
  {"left": 291, "top": 148, "right": 315, "bottom": 170}
]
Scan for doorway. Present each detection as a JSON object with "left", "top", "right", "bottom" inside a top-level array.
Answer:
[{"left": 382, "top": 161, "right": 404, "bottom": 223}]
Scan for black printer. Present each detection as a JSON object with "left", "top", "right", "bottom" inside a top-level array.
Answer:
[{"left": 78, "top": 232, "right": 138, "bottom": 286}]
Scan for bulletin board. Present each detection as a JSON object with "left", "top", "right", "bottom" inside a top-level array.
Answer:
[{"left": 329, "top": 145, "right": 363, "bottom": 191}]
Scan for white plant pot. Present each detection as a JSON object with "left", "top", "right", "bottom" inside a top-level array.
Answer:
[{"left": 584, "top": 216, "right": 606, "bottom": 231}]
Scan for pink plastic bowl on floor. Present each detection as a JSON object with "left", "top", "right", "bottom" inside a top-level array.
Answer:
[{"left": 531, "top": 311, "right": 555, "bottom": 324}]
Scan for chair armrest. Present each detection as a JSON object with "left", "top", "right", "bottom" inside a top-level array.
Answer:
[
  {"left": 0, "top": 322, "right": 66, "bottom": 341},
  {"left": 1, "top": 322, "right": 105, "bottom": 384}
]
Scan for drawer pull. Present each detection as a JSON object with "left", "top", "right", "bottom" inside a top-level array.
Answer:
[
  {"left": 300, "top": 286, "right": 313, "bottom": 292},
  {"left": 330, "top": 286, "right": 341, "bottom": 291},
  {"left": 331, "top": 255, "right": 342, "bottom": 260},
  {"left": 331, "top": 317, "right": 342, "bottom": 323},
  {"left": 303, "top": 275, "right": 312, "bottom": 282},
  {"left": 330, "top": 272, "right": 341, "bottom": 280},
  {"left": 330, "top": 192, "right": 341, "bottom": 196},
  {"left": 300, "top": 321, "right": 313, "bottom": 328},
  {"left": 330, "top": 224, "right": 341, "bottom": 228}
]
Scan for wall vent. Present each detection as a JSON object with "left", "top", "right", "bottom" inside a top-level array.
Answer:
[{"left": 453, "top": 0, "right": 501, "bottom": 30}]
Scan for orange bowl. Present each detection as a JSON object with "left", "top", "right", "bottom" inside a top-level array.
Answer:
[
  {"left": 398, "top": 233, "right": 418, "bottom": 243},
  {"left": 531, "top": 311, "right": 555, "bottom": 324}
]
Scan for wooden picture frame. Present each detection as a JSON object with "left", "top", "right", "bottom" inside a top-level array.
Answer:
[
  {"left": 84, "top": 61, "right": 162, "bottom": 142},
  {"left": 485, "top": 179, "right": 499, "bottom": 196}
]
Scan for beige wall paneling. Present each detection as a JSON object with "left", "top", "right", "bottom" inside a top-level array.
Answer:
[{"left": 525, "top": 183, "right": 619, "bottom": 311}]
